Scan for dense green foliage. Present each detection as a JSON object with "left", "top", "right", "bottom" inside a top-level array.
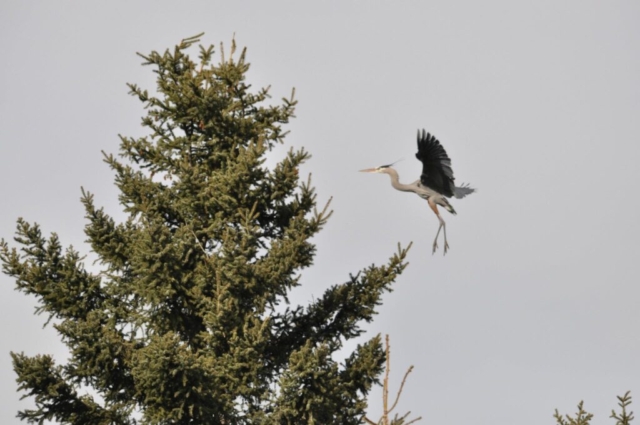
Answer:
[{"left": 1, "top": 34, "right": 410, "bottom": 424}]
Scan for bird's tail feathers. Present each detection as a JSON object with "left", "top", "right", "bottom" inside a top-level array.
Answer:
[
  {"left": 454, "top": 183, "right": 476, "bottom": 199},
  {"left": 443, "top": 199, "right": 457, "bottom": 215}
]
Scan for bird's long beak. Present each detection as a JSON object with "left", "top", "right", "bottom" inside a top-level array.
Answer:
[{"left": 359, "top": 168, "right": 378, "bottom": 173}]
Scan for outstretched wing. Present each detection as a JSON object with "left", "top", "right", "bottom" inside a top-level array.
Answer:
[{"left": 415, "top": 129, "right": 455, "bottom": 197}]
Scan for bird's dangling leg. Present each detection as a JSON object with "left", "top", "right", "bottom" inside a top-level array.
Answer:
[
  {"left": 441, "top": 216, "right": 449, "bottom": 255},
  {"left": 432, "top": 222, "right": 443, "bottom": 254},
  {"left": 428, "top": 200, "right": 448, "bottom": 255}
]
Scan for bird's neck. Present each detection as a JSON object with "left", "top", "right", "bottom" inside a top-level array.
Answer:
[{"left": 385, "top": 168, "right": 414, "bottom": 192}]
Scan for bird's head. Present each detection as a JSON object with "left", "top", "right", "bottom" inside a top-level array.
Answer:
[{"left": 359, "top": 164, "right": 394, "bottom": 174}]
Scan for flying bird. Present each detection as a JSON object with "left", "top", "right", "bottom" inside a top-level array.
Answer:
[{"left": 360, "top": 129, "right": 475, "bottom": 254}]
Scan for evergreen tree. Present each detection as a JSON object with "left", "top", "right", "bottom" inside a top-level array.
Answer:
[
  {"left": 1, "top": 34, "right": 410, "bottom": 424},
  {"left": 553, "top": 392, "right": 633, "bottom": 425}
]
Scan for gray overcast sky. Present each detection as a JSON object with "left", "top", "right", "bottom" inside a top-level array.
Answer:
[{"left": 1, "top": 1, "right": 639, "bottom": 423}]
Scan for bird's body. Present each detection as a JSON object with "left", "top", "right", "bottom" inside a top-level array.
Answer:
[
  {"left": 360, "top": 129, "right": 475, "bottom": 254},
  {"left": 382, "top": 168, "right": 457, "bottom": 213}
]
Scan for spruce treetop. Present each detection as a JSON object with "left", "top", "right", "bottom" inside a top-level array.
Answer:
[{"left": 1, "top": 34, "right": 410, "bottom": 424}]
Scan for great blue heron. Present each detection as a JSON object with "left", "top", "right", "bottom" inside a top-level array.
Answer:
[{"left": 360, "top": 129, "right": 475, "bottom": 254}]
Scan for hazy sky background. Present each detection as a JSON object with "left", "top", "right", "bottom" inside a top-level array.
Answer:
[{"left": 1, "top": 1, "right": 639, "bottom": 424}]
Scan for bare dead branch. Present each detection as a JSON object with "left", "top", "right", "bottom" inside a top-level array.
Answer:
[
  {"left": 389, "top": 365, "right": 414, "bottom": 414},
  {"left": 363, "top": 335, "right": 421, "bottom": 425}
]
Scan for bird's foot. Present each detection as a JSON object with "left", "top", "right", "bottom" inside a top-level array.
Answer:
[
  {"left": 432, "top": 241, "right": 438, "bottom": 255},
  {"left": 443, "top": 241, "right": 449, "bottom": 255}
]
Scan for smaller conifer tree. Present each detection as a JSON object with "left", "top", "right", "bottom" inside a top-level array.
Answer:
[{"left": 554, "top": 392, "right": 633, "bottom": 425}]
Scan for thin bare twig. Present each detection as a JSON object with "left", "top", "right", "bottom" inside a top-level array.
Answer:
[
  {"left": 363, "top": 335, "right": 422, "bottom": 425},
  {"left": 389, "top": 365, "right": 414, "bottom": 414}
]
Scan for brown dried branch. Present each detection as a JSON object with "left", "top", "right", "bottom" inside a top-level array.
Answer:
[
  {"left": 363, "top": 335, "right": 422, "bottom": 425},
  {"left": 389, "top": 364, "right": 414, "bottom": 414}
]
